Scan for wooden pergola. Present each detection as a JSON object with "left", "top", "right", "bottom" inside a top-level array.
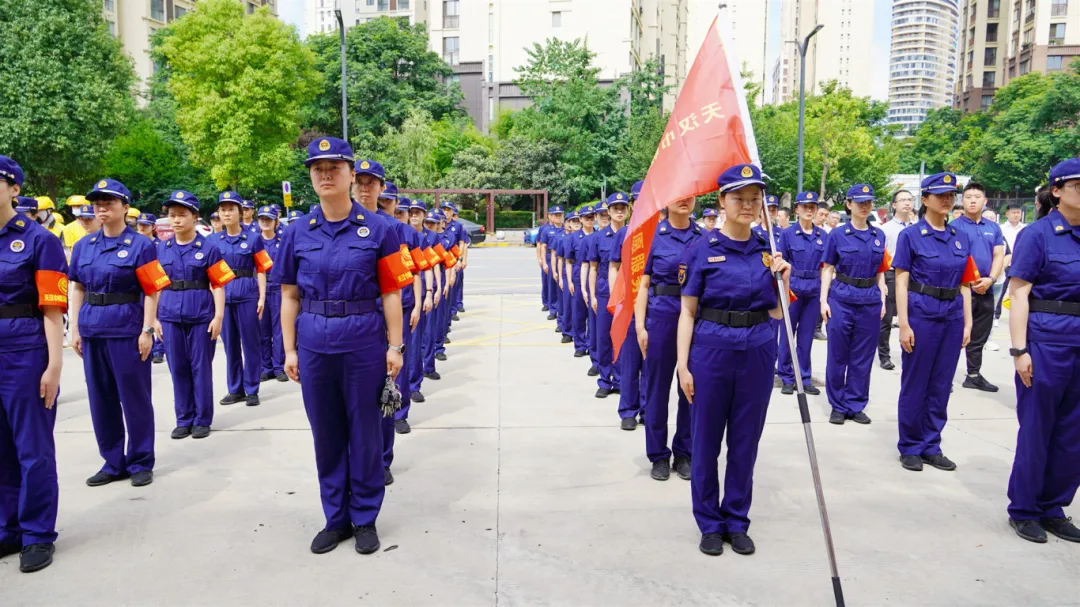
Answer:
[{"left": 398, "top": 189, "right": 550, "bottom": 234}]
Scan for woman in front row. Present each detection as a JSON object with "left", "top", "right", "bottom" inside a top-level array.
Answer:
[
  {"left": 677, "top": 164, "right": 790, "bottom": 557},
  {"left": 276, "top": 137, "right": 411, "bottom": 556},
  {"left": 1005, "top": 158, "right": 1080, "bottom": 544}
]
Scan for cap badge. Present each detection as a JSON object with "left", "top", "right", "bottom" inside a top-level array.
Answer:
[
  {"left": 318, "top": 139, "right": 331, "bottom": 151},
  {"left": 616, "top": 194, "right": 624, "bottom": 200},
  {"left": 862, "top": 186, "right": 869, "bottom": 193},
  {"left": 808, "top": 192, "right": 815, "bottom": 199},
  {"left": 360, "top": 161, "right": 371, "bottom": 169},
  {"left": 176, "top": 192, "right": 184, "bottom": 199},
  {"left": 741, "top": 166, "right": 753, "bottom": 178},
  {"left": 97, "top": 180, "right": 108, "bottom": 188},
  {"left": 358, "top": 226, "right": 370, "bottom": 238},
  {"left": 223, "top": 192, "right": 231, "bottom": 199},
  {"left": 943, "top": 175, "right": 952, "bottom": 184},
  {"left": 9, "top": 240, "right": 25, "bottom": 253}
]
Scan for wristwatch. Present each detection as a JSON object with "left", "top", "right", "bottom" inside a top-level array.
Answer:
[
  {"left": 142, "top": 326, "right": 155, "bottom": 336},
  {"left": 1009, "top": 347, "right": 1028, "bottom": 357},
  {"left": 388, "top": 343, "right": 405, "bottom": 354}
]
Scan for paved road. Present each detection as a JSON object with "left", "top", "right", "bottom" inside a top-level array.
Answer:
[{"left": 3, "top": 247, "right": 1077, "bottom": 606}]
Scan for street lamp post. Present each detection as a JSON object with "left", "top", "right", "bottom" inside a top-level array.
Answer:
[
  {"left": 794, "top": 24, "right": 824, "bottom": 193},
  {"left": 335, "top": 7, "right": 347, "bottom": 141}
]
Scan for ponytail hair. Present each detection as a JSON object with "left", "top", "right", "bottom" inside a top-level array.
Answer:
[
  {"left": 917, "top": 194, "right": 929, "bottom": 218},
  {"left": 1036, "top": 184, "right": 1057, "bottom": 219}
]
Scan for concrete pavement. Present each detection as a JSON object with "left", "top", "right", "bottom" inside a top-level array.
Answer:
[{"left": 2, "top": 247, "right": 1077, "bottom": 606}]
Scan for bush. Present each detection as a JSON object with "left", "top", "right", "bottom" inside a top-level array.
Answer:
[{"left": 494, "top": 211, "right": 535, "bottom": 229}]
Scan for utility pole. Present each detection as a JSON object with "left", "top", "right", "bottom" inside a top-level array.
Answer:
[
  {"left": 335, "top": 4, "right": 347, "bottom": 141},
  {"left": 793, "top": 23, "right": 824, "bottom": 192}
]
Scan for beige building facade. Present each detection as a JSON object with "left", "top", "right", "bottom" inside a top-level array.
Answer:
[
  {"left": 776, "top": 0, "right": 875, "bottom": 103},
  {"left": 306, "top": 0, "right": 426, "bottom": 35},
  {"left": 688, "top": 0, "right": 770, "bottom": 107}
]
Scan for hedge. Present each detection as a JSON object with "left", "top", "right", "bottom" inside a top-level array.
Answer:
[{"left": 494, "top": 211, "right": 535, "bottom": 229}]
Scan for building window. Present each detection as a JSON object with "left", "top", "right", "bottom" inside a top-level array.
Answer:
[
  {"left": 443, "top": 36, "right": 459, "bottom": 65},
  {"left": 983, "top": 71, "right": 996, "bottom": 87},
  {"left": 378, "top": 0, "right": 389, "bottom": 10},
  {"left": 985, "top": 47, "right": 997, "bottom": 66},
  {"left": 443, "top": 0, "right": 459, "bottom": 28},
  {"left": 1052, "top": 0, "right": 1069, "bottom": 16},
  {"left": 151, "top": 0, "right": 165, "bottom": 21},
  {"left": 488, "top": 12, "right": 494, "bottom": 42},
  {"left": 488, "top": 54, "right": 494, "bottom": 80},
  {"left": 986, "top": 23, "right": 998, "bottom": 42},
  {"left": 552, "top": 11, "right": 561, "bottom": 27},
  {"left": 107, "top": 20, "right": 116, "bottom": 35},
  {"left": 367, "top": 0, "right": 375, "bottom": 4},
  {"left": 981, "top": 94, "right": 994, "bottom": 110},
  {"left": 103, "top": 0, "right": 115, "bottom": 12},
  {"left": 1047, "top": 55, "right": 1065, "bottom": 70},
  {"left": 1050, "top": 23, "right": 1066, "bottom": 45},
  {"left": 1020, "top": 59, "right": 1031, "bottom": 75},
  {"left": 175, "top": 6, "right": 187, "bottom": 19},
  {"left": 400, "top": 0, "right": 410, "bottom": 8},
  {"left": 988, "top": 0, "right": 1001, "bottom": 18}
]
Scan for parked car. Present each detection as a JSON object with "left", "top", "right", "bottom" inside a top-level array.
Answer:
[
  {"left": 458, "top": 218, "right": 486, "bottom": 244},
  {"left": 524, "top": 226, "right": 541, "bottom": 246}
]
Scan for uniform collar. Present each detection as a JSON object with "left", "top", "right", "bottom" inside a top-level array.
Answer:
[
  {"left": 842, "top": 224, "right": 872, "bottom": 241},
  {"left": 917, "top": 218, "right": 956, "bottom": 242},
  {"left": 0, "top": 214, "right": 30, "bottom": 235},
  {"left": 955, "top": 214, "right": 983, "bottom": 226},
  {"left": 90, "top": 225, "right": 137, "bottom": 250},
  {"left": 795, "top": 223, "right": 819, "bottom": 238},
  {"left": 307, "top": 201, "right": 368, "bottom": 232},
  {"left": 219, "top": 228, "right": 249, "bottom": 242},
  {"left": 659, "top": 218, "right": 700, "bottom": 239},
  {"left": 1049, "top": 209, "right": 1077, "bottom": 237}
]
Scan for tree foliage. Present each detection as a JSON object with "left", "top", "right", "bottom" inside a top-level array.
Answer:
[
  {"left": 0, "top": 0, "right": 136, "bottom": 198},
  {"left": 615, "top": 58, "right": 672, "bottom": 187}
]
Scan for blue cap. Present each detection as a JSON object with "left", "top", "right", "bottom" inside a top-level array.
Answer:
[
  {"left": 794, "top": 191, "right": 819, "bottom": 205},
  {"left": 0, "top": 156, "right": 24, "bottom": 186},
  {"left": 440, "top": 201, "right": 453, "bottom": 209},
  {"left": 565, "top": 210, "right": 577, "bottom": 221},
  {"left": 408, "top": 200, "right": 427, "bottom": 212},
  {"left": 846, "top": 184, "right": 875, "bottom": 202},
  {"left": 217, "top": 191, "right": 242, "bottom": 206},
  {"left": 287, "top": 210, "right": 303, "bottom": 220},
  {"left": 630, "top": 180, "right": 644, "bottom": 200},
  {"left": 765, "top": 195, "right": 779, "bottom": 207},
  {"left": 86, "top": 178, "right": 132, "bottom": 204},
  {"left": 579, "top": 205, "right": 595, "bottom": 216},
  {"left": 354, "top": 159, "right": 385, "bottom": 182},
  {"left": 305, "top": 136, "right": 354, "bottom": 167},
  {"left": 163, "top": 190, "right": 199, "bottom": 213},
  {"left": 270, "top": 203, "right": 282, "bottom": 213},
  {"left": 689, "top": 212, "right": 697, "bottom": 220},
  {"left": 597, "top": 201, "right": 609, "bottom": 212},
  {"left": 210, "top": 211, "right": 220, "bottom": 219},
  {"left": 380, "top": 182, "right": 399, "bottom": 200},
  {"left": 921, "top": 172, "right": 959, "bottom": 195},
  {"left": 14, "top": 196, "right": 37, "bottom": 213},
  {"left": 258, "top": 205, "right": 279, "bottom": 219},
  {"left": 702, "top": 207, "right": 719, "bottom": 217},
  {"left": 717, "top": 164, "right": 766, "bottom": 194},
  {"left": 136, "top": 213, "right": 157, "bottom": 226},
  {"left": 424, "top": 211, "right": 439, "bottom": 223},
  {"left": 1050, "top": 158, "right": 1080, "bottom": 187},
  {"left": 395, "top": 197, "right": 411, "bottom": 211},
  {"left": 606, "top": 192, "right": 629, "bottom": 206},
  {"left": 549, "top": 205, "right": 565, "bottom": 214},
  {"left": 77, "top": 205, "right": 97, "bottom": 219}
]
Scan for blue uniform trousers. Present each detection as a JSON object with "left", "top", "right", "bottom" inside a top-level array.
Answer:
[
  {"left": 161, "top": 321, "right": 216, "bottom": 428},
  {"left": 824, "top": 299, "right": 880, "bottom": 415},
  {"left": 778, "top": 292, "right": 819, "bottom": 387},
  {"left": 385, "top": 305, "right": 414, "bottom": 466},
  {"left": 547, "top": 264, "right": 560, "bottom": 315},
  {"left": 435, "top": 291, "right": 450, "bottom": 356},
  {"left": 1007, "top": 342, "right": 1080, "bottom": 521},
  {"left": 0, "top": 347, "right": 58, "bottom": 547},
  {"left": 596, "top": 294, "right": 619, "bottom": 390},
  {"left": 423, "top": 300, "right": 439, "bottom": 374},
  {"left": 259, "top": 288, "right": 284, "bottom": 375},
  {"left": 401, "top": 308, "right": 426, "bottom": 420},
  {"left": 618, "top": 321, "right": 645, "bottom": 419},
  {"left": 643, "top": 313, "right": 692, "bottom": 463},
  {"left": 83, "top": 336, "right": 155, "bottom": 475},
  {"left": 588, "top": 298, "right": 598, "bottom": 367},
  {"left": 689, "top": 342, "right": 774, "bottom": 535},
  {"left": 559, "top": 269, "right": 572, "bottom": 337},
  {"left": 897, "top": 316, "right": 963, "bottom": 457},
  {"left": 151, "top": 336, "right": 165, "bottom": 359},
  {"left": 571, "top": 281, "right": 588, "bottom": 352},
  {"left": 298, "top": 346, "right": 385, "bottom": 531},
  {"left": 222, "top": 299, "right": 263, "bottom": 396},
  {"left": 541, "top": 267, "right": 550, "bottom": 309},
  {"left": 453, "top": 269, "right": 464, "bottom": 313}
]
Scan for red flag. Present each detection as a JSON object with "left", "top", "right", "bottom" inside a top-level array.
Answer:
[{"left": 609, "top": 15, "right": 759, "bottom": 359}]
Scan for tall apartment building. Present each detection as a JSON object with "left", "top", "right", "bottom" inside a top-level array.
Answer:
[
  {"left": 888, "top": 0, "right": 960, "bottom": 134},
  {"left": 102, "top": 0, "right": 278, "bottom": 93},
  {"left": 775, "top": 0, "right": 875, "bottom": 103},
  {"left": 955, "top": 0, "right": 1080, "bottom": 112},
  {"left": 687, "top": 0, "right": 770, "bottom": 107},
  {"left": 306, "top": 0, "right": 426, "bottom": 35}
]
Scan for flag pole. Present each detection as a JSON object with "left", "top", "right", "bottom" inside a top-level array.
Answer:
[{"left": 760, "top": 204, "right": 846, "bottom": 607}]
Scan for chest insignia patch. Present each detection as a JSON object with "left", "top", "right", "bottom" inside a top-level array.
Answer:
[
  {"left": 358, "top": 226, "right": 370, "bottom": 238},
  {"left": 117, "top": 250, "right": 129, "bottom": 259},
  {"left": 762, "top": 251, "right": 772, "bottom": 267},
  {"left": 240, "top": 243, "right": 248, "bottom": 249},
  {"left": 194, "top": 252, "right": 204, "bottom": 260},
  {"left": 678, "top": 264, "right": 687, "bottom": 285},
  {"left": 955, "top": 241, "right": 962, "bottom": 249},
  {"left": 9, "top": 239, "right": 25, "bottom": 253},
  {"left": 874, "top": 239, "right": 881, "bottom": 246}
]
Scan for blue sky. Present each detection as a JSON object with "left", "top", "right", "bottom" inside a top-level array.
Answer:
[{"left": 278, "top": 0, "right": 895, "bottom": 101}]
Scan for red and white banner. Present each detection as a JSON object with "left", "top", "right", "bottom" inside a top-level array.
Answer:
[{"left": 609, "top": 13, "right": 760, "bottom": 359}]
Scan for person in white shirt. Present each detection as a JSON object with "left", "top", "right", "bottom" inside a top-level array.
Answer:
[
  {"left": 995, "top": 202, "right": 1026, "bottom": 325},
  {"left": 877, "top": 189, "right": 916, "bottom": 370}
]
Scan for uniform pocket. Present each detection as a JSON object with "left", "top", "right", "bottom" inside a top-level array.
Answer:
[
  {"left": 346, "top": 239, "right": 378, "bottom": 269},
  {"left": 1048, "top": 253, "right": 1080, "bottom": 283},
  {"left": 295, "top": 241, "right": 324, "bottom": 272}
]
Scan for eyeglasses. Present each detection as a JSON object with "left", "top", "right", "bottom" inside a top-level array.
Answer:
[{"left": 1058, "top": 182, "right": 1080, "bottom": 193}]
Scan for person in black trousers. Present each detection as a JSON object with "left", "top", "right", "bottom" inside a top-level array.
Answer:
[{"left": 878, "top": 190, "right": 916, "bottom": 370}]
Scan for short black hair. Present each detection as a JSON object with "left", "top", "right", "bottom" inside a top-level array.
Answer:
[
  {"left": 1005, "top": 202, "right": 1022, "bottom": 211},
  {"left": 777, "top": 207, "right": 790, "bottom": 216},
  {"left": 963, "top": 181, "right": 986, "bottom": 194},
  {"left": 891, "top": 190, "right": 913, "bottom": 204},
  {"left": 952, "top": 204, "right": 964, "bottom": 211}
]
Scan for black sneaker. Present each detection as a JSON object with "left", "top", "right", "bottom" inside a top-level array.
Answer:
[
  {"left": 879, "top": 358, "right": 895, "bottom": 370},
  {"left": 131, "top": 471, "right": 154, "bottom": 487},
  {"left": 547, "top": 313, "right": 557, "bottom": 320},
  {"left": 803, "top": 384, "right": 821, "bottom": 395},
  {"left": 458, "top": 306, "right": 465, "bottom": 313},
  {"left": 412, "top": 391, "right": 425, "bottom": 403},
  {"left": 587, "top": 365, "right": 600, "bottom": 377},
  {"left": 86, "top": 471, "right": 129, "bottom": 487},
  {"left": 610, "top": 387, "right": 621, "bottom": 395},
  {"left": 171, "top": 426, "right": 192, "bottom": 439},
  {"left": 1010, "top": 519, "right": 1048, "bottom": 544},
  {"left": 394, "top": 419, "right": 411, "bottom": 435},
  {"left": 814, "top": 330, "right": 827, "bottom": 341},
  {"left": 560, "top": 335, "right": 573, "bottom": 343},
  {"left": 541, "top": 305, "right": 549, "bottom": 312},
  {"left": 354, "top": 526, "right": 381, "bottom": 554},
  {"left": 0, "top": 541, "right": 20, "bottom": 559},
  {"left": 435, "top": 352, "right": 447, "bottom": 361},
  {"left": 699, "top": 533, "right": 724, "bottom": 556},
  {"left": 276, "top": 372, "right": 289, "bottom": 382},
  {"left": 246, "top": 394, "right": 261, "bottom": 407},
  {"left": 900, "top": 456, "right": 923, "bottom": 471},
  {"left": 962, "top": 374, "right": 999, "bottom": 393},
  {"left": 650, "top": 459, "right": 670, "bottom": 481},
  {"left": 220, "top": 393, "right": 246, "bottom": 406},
  {"left": 781, "top": 383, "right": 794, "bottom": 395},
  {"left": 595, "top": 388, "right": 610, "bottom": 399},
  {"left": 260, "top": 372, "right": 275, "bottom": 382},
  {"left": 451, "top": 313, "right": 460, "bottom": 321},
  {"left": 444, "top": 337, "right": 452, "bottom": 344},
  {"left": 620, "top": 417, "right": 637, "bottom": 431},
  {"left": 18, "top": 543, "right": 54, "bottom": 573},
  {"left": 192, "top": 426, "right": 211, "bottom": 439},
  {"left": 554, "top": 326, "right": 562, "bottom": 333},
  {"left": 152, "top": 355, "right": 165, "bottom": 365},
  {"left": 921, "top": 454, "right": 957, "bottom": 471},
  {"left": 722, "top": 532, "right": 756, "bottom": 555},
  {"left": 574, "top": 350, "right": 587, "bottom": 358},
  {"left": 384, "top": 467, "right": 394, "bottom": 486},
  {"left": 829, "top": 411, "right": 845, "bottom": 425},
  {"left": 850, "top": 412, "right": 872, "bottom": 425},
  {"left": 673, "top": 456, "right": 691, "bottom": 480},
  {"left": 1042, "top": 517, "right": 1080, "bottom": 542},
  {"left": 425, "top": 371, "right": 441, "bottom": 381},
  {"left": 310, "top": 527, "right": 352, "bottom": 554}
]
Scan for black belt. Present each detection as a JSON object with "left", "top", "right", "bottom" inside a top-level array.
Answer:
[
  {"left": 909, "top": 281, "right": 959, "bottom": 301},
  {"left": 86, "top": 292, "right": 140, "bottom": 306},
  {"left": 792, "top": 269, "right": 820, "bottom": 279},
  {"left": 167, "top": 280, "right": 210, "bottom": 291},
  {"left": 0, "top": 304, "right": 40, "bottom": 319},
  {"left": 698, "top": 308, "right": 771, "bottom": 328},
  {"left": 1030, "top": 299, "right": 1080, "bottom": 317},
  {"left": 834, "top": 272, "right": 877, "bottom": 289},
  {"left": 301, "top": 299, "right": 378, "bottom": 317},
  {"left": 650, "top": 284, "right": 682, "bottom": 297},
  {"left": 232, "top": 269, "right": 255, "bottom": 278}
]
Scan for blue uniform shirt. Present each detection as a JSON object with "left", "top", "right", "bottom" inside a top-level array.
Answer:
[
  {"left": 586, "top": 225, "right": 622, "bottom": 298},
  {"left": 822, "top": 224, "right": 889, "bottom": 305},
  {"left": 69, "top": 227, "right": 165, "bottom": 338},
  {"left": 778, "top": 223, "right": 826, "bottom": 296},
  {"left": 645, "top": 219, "right": 703, "bottom": 318},
  {"left": 274, "top": 202, "right": 409, "bottom": 355},
  {"left": 892, "top": 218, "right": 977, "bottom": 321},
  {"left": 569, "top": 229, "right": 590, "bottom": 283},
  {"left": 952, "top": 215, "right": 1004, "bottom": 278},
  {"left": 1008, "top": 209, "right": 1080, "bottom": 346},
  {"left": 751, "top": 224, "right": 783, "bottom": 251},
  {"left": 214, "top": 229, "right": 270, "bottom": 303},
  {"left": 377, "top": 210, "right": 416, "bottom": 310},
  {"left": 158, "top": 234, "right": 232, "bottom": 324},
  {"left": 261, "top": 232, "right": 283, "bottom": 289},
  {"left": 0, "top": 215, "right": 69, "bottom": 352},
  {"left": 680, "top": 231, "right": 778, "bottom": 351}
]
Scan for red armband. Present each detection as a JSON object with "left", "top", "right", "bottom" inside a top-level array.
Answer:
[
  {"left": 377, "top": 252, "right": 415, "bottom": 294},
  {"left": 962, "top": 256, "right": 981, "bottom": 284},
  {"left": 35, "top": 270, "right": 68, "bottom": 312},
  {"left": 207, "top": 259, "right": 236, "bottom": 289},
  {"left": 425, "top": 247, "right": 441, "bottom": 267},
  {"left": 410, "top": 247, "right": 430, "bottom": 271},
  {"left": 450, "top": 244, "right": 462, "bottom": 257},
  {"left": 877, "top": 249, "right": 893, "bottom": 274},
  {"left": 254, "top": 249, "right": 273, "bottom": 273},
  {"left": 136, "top": 260, "right": 171, "bottom": 295},
  {"left": 399, "top": 243, "right": 417, "bottom": 272}
]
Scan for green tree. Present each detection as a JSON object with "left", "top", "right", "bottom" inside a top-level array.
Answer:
[
  {"left": 101, "top": 118, "right": 188, "bottom": 203},
  {"left": 0, "top": 0, "right": 136, "bottom": 198},
  {"left": 156, "top": 0, "right": 317, "bottom": 189},
  {"left": 615, "top": 58, "right": 672, "bottom": 187},
  {"left": 304, "top": 17, "right": 464, "bottom": 141}
]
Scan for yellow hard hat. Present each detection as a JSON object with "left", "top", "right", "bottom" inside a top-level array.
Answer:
[
  {"left": 126, "top": 207, "right": 141, "bottom": 219},
  {"left": 35, "top": 196, "right": 56, "bottom": 211},
  {"left": 66, "top": 195, "right": 88, "bottom": 208}
]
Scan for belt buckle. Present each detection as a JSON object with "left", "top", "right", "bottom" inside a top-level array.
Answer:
[
  {"left": 326, "top": 300, "right": 346, "bottom": 317},
  {"left": 729, "top": 311, "right": 750, "bottom": 328}
]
